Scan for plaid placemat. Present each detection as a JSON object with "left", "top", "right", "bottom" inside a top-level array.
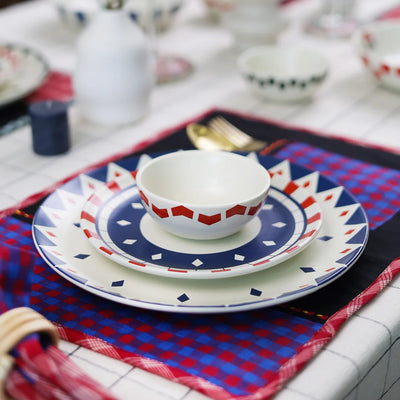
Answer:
[{"left": 1, "top": 108, "right": 400, "bottom": 399}]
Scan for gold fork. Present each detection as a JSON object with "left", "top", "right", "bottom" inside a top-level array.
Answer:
[
  {"left": 186, "top": 123, "right": 238, "bottom": 151},
  {"left": 208, "top": 117, "right": 267, "bottom": 152}
]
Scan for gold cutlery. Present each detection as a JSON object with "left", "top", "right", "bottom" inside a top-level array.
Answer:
[
  {"left": 186, "top": 123, "right": 238, "bottom": 151},
  {"left": 187, "top": 117, "right": 267, "bottom": 152}
]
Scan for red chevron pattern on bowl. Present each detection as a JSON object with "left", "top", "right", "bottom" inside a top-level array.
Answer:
[
  {"left": 136, "top": 150, "right": 271, "bottom": 240},
  {"left": 139, "top": 189, "right": 264, "bottom": 224}
]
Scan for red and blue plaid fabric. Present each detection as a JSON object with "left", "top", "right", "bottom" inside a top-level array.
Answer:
[
  {"left": 0, "top": 218, "right": 36, "bottom": 311},
  {"left": 0, "top": 244, "right": 35, "bottom": 312},
  {"left": 1, "top": 139, "right": 400, "bottom": 398},
  {"left": 276, "top": 142, "right": 400, "bottom": 229}
]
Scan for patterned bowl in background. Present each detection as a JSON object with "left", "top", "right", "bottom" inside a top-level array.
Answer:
[
  {"left": 237, "top": 45, "right": 329, "bottom": 102},
  {"left": 51, "top": 0, "right": 183, "bottom": 32},
  {"left": 353, "top": 21, "right": 400, "bottom": 92}
]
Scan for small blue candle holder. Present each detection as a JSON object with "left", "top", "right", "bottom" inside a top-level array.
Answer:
[{"left": 29, "top": 100, "right": 71, "bottom": 156}]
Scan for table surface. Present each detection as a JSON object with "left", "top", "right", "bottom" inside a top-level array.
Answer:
[{"left": 1, "top": 1, "right": 400, "bottom": 399}]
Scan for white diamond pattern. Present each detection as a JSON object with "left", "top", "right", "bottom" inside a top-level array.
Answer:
[
  {"left": 117, "top": 220, "right": 131, "bottom": 226},
  {"left": 192, "top": 259, "right": 203, "bottom": 267},
  {"left": 263, "top": 241, "right": 276, "bottom": 246},
  {"left": 123, "top": 239, "right": 137, "bottom": 245}
]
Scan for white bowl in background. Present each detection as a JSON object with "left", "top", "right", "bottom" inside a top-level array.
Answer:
[
  {"left": 220, "top": 0, "right": 287, "bottom": 49},
  {"left": 353, "top": 21, "right": 400, "bottom": 92},
  {"left": 237, "top": 45, "right": 329, "bottom": 102},
  {"left": 51, "top": 0, "right": 183, "bottom": 31},
  {"left": 136, "top": 150, "right": 271, "bottom": 240}
]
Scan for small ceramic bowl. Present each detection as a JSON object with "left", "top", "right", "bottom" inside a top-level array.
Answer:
[
  {"left": 353, "top": 21, "right": 400, "bottom": 92},
  {"left": 51, "top": 0, "right": 183, "bottom": 31},
  {"left": 237, "top": 45, "right": 329, "bottom": 102},
  {"left": 136, "top": 150, "right": 271, "bottom": 240}
]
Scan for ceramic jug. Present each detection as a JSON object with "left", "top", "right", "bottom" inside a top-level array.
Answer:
[{"left": 73, "top": 0, "right": 154, "bottom": 126}]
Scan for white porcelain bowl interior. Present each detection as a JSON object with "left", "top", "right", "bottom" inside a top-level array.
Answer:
[
  {"left": 136, "top": 150, "right": 271, "bottom": 240},
  {"left": 237, "top": 45, "right": 329, "bottom": 102},
  {"left": 51, "top": 0, "right": 183, "bottom": 31},
  {"left": 353, "top": 21, "right": 400, "bottom": 91}
]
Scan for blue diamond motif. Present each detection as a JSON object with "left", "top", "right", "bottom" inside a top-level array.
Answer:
[
  {"left": 300, "top": 267, "right": 315, "bottom": 273},
  {"left": 250, "top": 288, "right": 262, "bottom": 297},
  {"left": 178, "top": 293, "right": 189, "bottom": 302},
  {"left": 74, "top": 253, "right": 90, "bottom": 260},
  {"left": 318, "top": 236, "right": 333, "bottom": 241},
  {"left": 111, "top": 280, "right": 124, "bottom": 287}
]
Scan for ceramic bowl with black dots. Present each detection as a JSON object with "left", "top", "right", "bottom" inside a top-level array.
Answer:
[{"left": 237, "top": 45, "right": 329, "bottom": 102}]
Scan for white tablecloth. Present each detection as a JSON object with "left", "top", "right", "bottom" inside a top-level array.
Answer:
[{"left": 1, "top": 1, "right": 400, "bottom": 399}]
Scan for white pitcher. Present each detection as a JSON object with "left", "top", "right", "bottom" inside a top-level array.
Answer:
[{"left": 73, "top": 0, "right": 154, "bottom": 126}]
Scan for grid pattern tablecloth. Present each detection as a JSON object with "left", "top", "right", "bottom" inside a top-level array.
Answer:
[{"left": 2, "top": 0, "right": 400, "bottom": 399}]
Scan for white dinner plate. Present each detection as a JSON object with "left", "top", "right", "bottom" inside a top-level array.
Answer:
[
  {"left": 32, "top": 153, "right": 369, "bottom": 313},
  {"left": 0, "top": 43, "right": 49, "bottom": 107},
  {"left": 80, "top": 169, "right": 322, "bottom": 279}
]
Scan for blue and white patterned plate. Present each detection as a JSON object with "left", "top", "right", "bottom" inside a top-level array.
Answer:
[
  {"left": 32, "top": 153, "right": 369, "bottom": 313},
  {"left": 80, "top": 164, "right": 322, "bottom": 279}
]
